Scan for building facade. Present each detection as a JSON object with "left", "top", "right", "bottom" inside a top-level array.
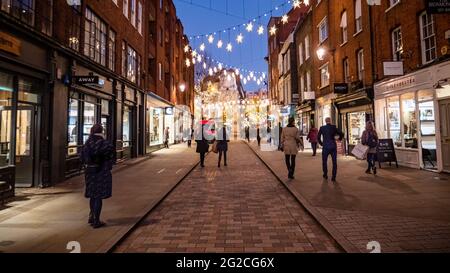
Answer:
[
  {"left": 372, "top": 0, "right": 450, "bottom": 172},
  {"left": 0, "top": 0, "right": 194, "bottom": 197}
]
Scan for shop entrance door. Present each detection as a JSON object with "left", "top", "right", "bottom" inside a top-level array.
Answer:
[
  {"left": 439, "top": 99, "right": 450, "bottom": 172},
  {"left": 15, "top": 105, "right": 37, "bottom": 187},
  {"left": 0, "top": 104, "right": 37, "bottom": 187}
]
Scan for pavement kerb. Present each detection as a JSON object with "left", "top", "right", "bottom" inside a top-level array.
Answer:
[
  {"left": 245, "top": 141, "right": 360, "bottom": 253},
  {"left": 103, "top": 153, "right": 205, "bottom": 253}
]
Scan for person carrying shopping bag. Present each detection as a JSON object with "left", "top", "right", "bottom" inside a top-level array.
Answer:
[{"left": 361, "top": 121, "right": 379, "bottom": 175}]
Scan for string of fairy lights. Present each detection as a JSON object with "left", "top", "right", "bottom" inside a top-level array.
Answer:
[{"left": 183, "top": 0, "right": 310, "bottom": 87}]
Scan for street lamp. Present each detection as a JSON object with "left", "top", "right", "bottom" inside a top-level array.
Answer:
[
  {"left": 179, "top": 83, "right": 186, "bottom": 92},
  {"left": 316, "top": 47, "right": 327, "bottom": 61}
]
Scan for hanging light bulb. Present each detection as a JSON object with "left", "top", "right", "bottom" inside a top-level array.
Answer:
[
  {"left": 199, "top": 43, "right": 206, "bottom": 51},
  {"left": 246, "top": 22, "right": 253, "bottom": 32},
  {"left": 226, "top": 43, "right": 233, "bottom": 52},
  {"left": 236, "top": 33, "right": 244, "bottom": 44},
  {"left": 235, "top": 69, "right": 239, "bottom": 75},
  {"left": 281, "top": 14, "right": 289, "bottom": 24},
  {"left": 209, "top": 68, "right": 213, "bottom": 76},
  {"left": 227, "top": 74, "right": 232, "bottom": 82},
  {"left": 203, "top": 62, "right": 207, "bottom": 69},
  {"left": 185, "top": 59, "right": 191, "bottom": 67},
  {"left": 184, "top": 45, "right": 189, "bottom": 53},
  {"left": 257, "top": 26, "right": 264, "bottom": 35},
  {"left": 213, "top": 67, "right": 217, "bottom": 73},
  {"left": 192, "top": 50, "right": 197, "bottom": 57},
  {"left": 197, "top": 55, "right": 202, "bottom": 63},
  {"left": 270, "top": 25, "right": 277, "bottom": 36},
  {"left": 243, "top": 78, "right": 247, "bottom": 85},
  {"left": 250, "top": 71, "right": 254, "bottom": 78},
  {"left": 293, "top": 0, "right": 301, "bottom": 8},
  {"left": 218, "top": 63, "right": 223, "bottom": 70},
  {"left": 208, "top": 35, "right": 214, "bottom": 44},
  {"left": 217, "top": 40, "right": 223, "bottom": 48},
  {"left": 192, "top": 57, "right": 196, "bottom": 64}
]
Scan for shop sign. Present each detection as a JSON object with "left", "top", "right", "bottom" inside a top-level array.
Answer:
[
  {"left": 427, "top": 0, "right": 450, "bottom": 13},
  {"left": 0, "top": 32, "right": 21, "bottom": 56},
  {"left": 73, "top": 76, "right": 104, "bottom": 88},
  {"left": 165, "top": 107, "right": 174, "bottom": 115},
  {"left": 334, "top": 83, "right": 349, "bottom": 94},
  {"left": 376, "top": 139, "right": 399, "bottom": 168},
  {"left": 304, "top": 92, "right": 315, "bottom": 100},
  {"left": 383, "top": 61, "right": 404, "bottom": 76}
]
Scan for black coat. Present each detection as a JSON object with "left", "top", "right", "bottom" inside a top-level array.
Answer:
[
  {"left": 81, "top": 135, "right": 115, "bottom": 199},
  {"left": 196, "top": 138, "right": 209, "bottom": 153},
  {"left": 216, "top": 127, "right": 229, "bottom": 152}
]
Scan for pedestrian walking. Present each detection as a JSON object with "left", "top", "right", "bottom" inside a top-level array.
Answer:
[
  {"left": 217, "top": 126, "right": 229, "bottom": 167},
  {"left": 196, "top": 125, "right": 209, "bottom": 168},
  {"left": 245, "top": 126, "right": 250, "bottom": 143},
  {"left": 318, "top": 118, "right": 344, "bottom": 182},
  {"left": 307, "top": 126, "right": 319, "bottom": 156},
  {"left": 164, "top": 127, "right": 170, "bottom": 148},
  {"left": 361, "top": 121, "right": 379, "bottom": 175},
  {"left": 267, "top": 126, "right": 272, "bottom": 145},
  {"left": 81, "top": 124, "right": 114, "bottom": 229},
  {"left": 281, "top": 117, "right": 302, "bottom": 179},
  {"left": 187, "top": 127, "right": 193, "bottom": 148},
  {"left": 257, "top": 126, "right": 261, "bottom": 147}
]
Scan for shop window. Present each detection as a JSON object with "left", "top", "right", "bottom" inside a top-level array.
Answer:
[
  {"left": 401, "top": 93, "right": 418, "bottom": 149},
  {"left": 149, "top": 107, "right": 163, "bottom": 145},
  {"left": 418, "top": 90, "right": 437, "bottom": 169},
  {"left": 101, "top": 99, "right": 110, "bottom": 140},
  {"left": 348, "top": 112, "right": 366, "bottom": 146},
  {"left": 122, "top": 106, "right": 131, "bottom": 148},
  {"left": 83, "top": 96, "right": 98, "bottom": 144},
  {"left": 68, "top": 94, "right": 79, "bottom": 156},
  {"left": 127, "top": 45, "right": 138, "bottom": 83},
  {"left": 0, "top": 72, "right": 13, "bottom": 167},
  {"left": 67, "top": 4, "right": 81, "bottom": 51},
  {"left": 387, "top": 96, "right": 401, "bottom": 147}
]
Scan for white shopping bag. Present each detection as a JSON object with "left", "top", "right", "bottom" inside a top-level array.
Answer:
[{"left": 352, "top": 143, "right": 369, "bottom": 160}]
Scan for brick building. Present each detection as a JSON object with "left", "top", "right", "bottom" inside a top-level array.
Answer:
[
  {"left": 372, "top": 0, "right": 450, "bottom": 172},
  {"left": 0, "top": 0, "right": 194, "bottom": 196},
  {"left": 294, "top": 7, "right": 315, "bottom": 136},
  {"left": 267, "top": 4, "right": 308, "bottom": 127}
]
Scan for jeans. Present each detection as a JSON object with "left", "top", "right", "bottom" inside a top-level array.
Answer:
[
  {"left": 285, "top": 155, "right": 296, "bottom": 177},
  {"left": 367, "top": 153, "right": 377, "bottom": 170},
  {"left": 218, "top": 150, "right": 227, "bottom": 166},
  {"left": 311, "top": 143, "right": 318, "bottom": 156},
  {"left": 200, "top": 152, "right": 206, "bottom": 167},
  {"left": 322, "top": 148, "right": 337, "bottom": 179},
  {"left": 90, "top": 198, "right": 103, "bottom": 222}
]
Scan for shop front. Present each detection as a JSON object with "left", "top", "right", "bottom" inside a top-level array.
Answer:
[
  {"left": 334, "top": 88, "right": 374, "bottom": 155},
  {"left": 374, "top": 60, "right": 450, "bottom": 172},
  {"left": 146, "top": 93, "right": 174, "bottom": 152},
  {"left": 174, "top": 105, "right": 192, "bottom": 143},
  {"left": 315, "top": 93, "right": 336, "bottom": 127},
  {"left": 296, "top": 101, "right": 315, "bottom": 149},
  {"left": 66, "top": 66, "right": 114, "bottom": 176},
  {"left": 0, "top": 30, "right": 50, "bottom": 193}
]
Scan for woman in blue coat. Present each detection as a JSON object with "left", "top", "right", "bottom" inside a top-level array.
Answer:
[
  {"left": 81, "top": 124, "right": 115, "bottom": 229},
  {"left": 217, "top": 125, "right": 229, "bottom": 167}
]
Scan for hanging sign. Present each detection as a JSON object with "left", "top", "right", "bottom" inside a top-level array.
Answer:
[
  {"left": 334, "top": 83, "right": 349, "bottom": 94},
  {"left": 383, "top": 61, "right": 404, "bottom": 76},
  {"left": 427, "top": 0, "right": 450, "bottom": 13}
]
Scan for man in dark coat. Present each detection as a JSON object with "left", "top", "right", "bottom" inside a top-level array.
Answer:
[
  {"left": 318, "top": 117, "right": 344, "bottom": 182},
  {"left": 81, "top": 124, "right": 115, "bottom": 229},
  {"left": 216, "top": 126, "right": 229, "bottom": 167},
  {"left": 195, "top": 124, "right": 209, "bottom": 168}
]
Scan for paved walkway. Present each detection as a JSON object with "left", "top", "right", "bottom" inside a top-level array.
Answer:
[
  {"left": 115, "top": 142, "right": 342, "bottom": 253},
  {"left": 248, "top": 141, "right": 450, "bottom": 253},
  {"left": 0, "top": 144, "right": 198, "bottom": 253}
]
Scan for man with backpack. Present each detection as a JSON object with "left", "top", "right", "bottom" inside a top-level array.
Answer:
[{"left": 361, "top": 121, "right": 379, "bottom": 175}]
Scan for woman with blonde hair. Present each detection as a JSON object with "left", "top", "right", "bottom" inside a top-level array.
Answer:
[{"left": 361, "top": 121, "right": 379, "bottom": 175}]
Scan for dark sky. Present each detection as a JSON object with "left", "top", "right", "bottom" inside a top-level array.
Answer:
[{"left": 175, "top": 0, "right": 289, "bottom": 92}]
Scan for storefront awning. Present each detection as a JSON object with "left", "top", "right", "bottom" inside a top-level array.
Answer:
[
  {"left": 147, "top": 92, "right": 174, "bottom": 108},
  {"left": 334, "top": 88, "right": 373, "bottom": 110}
]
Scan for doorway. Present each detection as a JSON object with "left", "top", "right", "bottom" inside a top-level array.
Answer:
[
  {"left": 439, "top": 99, "right": 450, "bottom": 173},
  {"left": 0, "top": 104, "right": 38, "bottom": 187}
]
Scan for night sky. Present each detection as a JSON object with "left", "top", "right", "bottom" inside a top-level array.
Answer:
[{"left": 175, "top": 0, "right": 289, "bottom": 92}]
